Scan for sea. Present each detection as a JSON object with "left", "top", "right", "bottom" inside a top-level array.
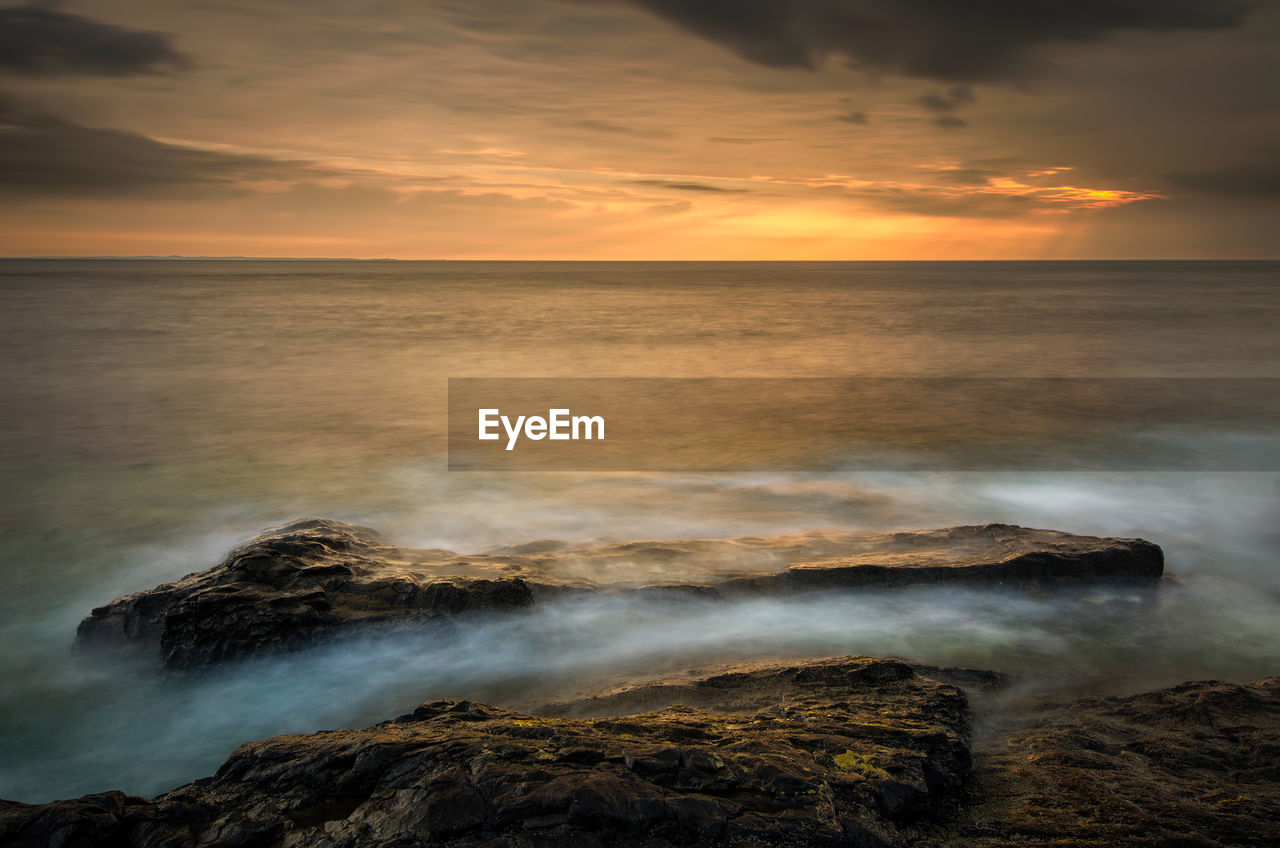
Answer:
[{"left": 0, "top": 259, "right": 1277, "bottom": 802}]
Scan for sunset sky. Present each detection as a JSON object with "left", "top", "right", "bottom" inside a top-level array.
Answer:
[{"left": 1, "top": 0, "right": 1277, "bottom": 259}]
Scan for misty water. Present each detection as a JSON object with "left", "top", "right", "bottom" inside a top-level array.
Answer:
[{"left": 1, "top": 260, "right": 1278, "bottom": 802}]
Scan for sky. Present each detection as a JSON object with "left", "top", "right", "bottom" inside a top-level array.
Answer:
[{"left": 0, "top": 0, "right": 1277, "bottom": 259}]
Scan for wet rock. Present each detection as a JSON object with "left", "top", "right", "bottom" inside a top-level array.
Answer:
[
  {"left": 75, "top": 519, "right": 1163, "bottom": 670},
  {"left": 0, "top": 656, "right": 971, "bottom": 848},
  {"left": 931, "top": 676, "right": 1280, "bottom": 847},
  {"left": 4, "top": 660, "right": 1278, "bottom": 848},
  {"left": 717, "top": 523, "right": 1164, "bottom": 595},
  {"left": 0, "top": 791, "right": 210, "bottom": 848},
  {"left": 75, "top": 518, "right": 585, "bottom": 669}
]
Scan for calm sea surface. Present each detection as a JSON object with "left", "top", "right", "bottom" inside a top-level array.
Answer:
[{"left": 1, "top": 259, "right": 1278, "bottom": 801}]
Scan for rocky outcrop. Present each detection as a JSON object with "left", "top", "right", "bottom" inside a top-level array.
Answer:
[
  {"left": 4, "top": 658, "right": 1277, "bottom": 848},
  {"left": 715, "top": 523, "right": 1164, "bottom": 595},
  {"left": 74, "top": 518, "right": 592, "bottom": 669},
  {"left": 76, "top": 519, "right": 1163, "bottom": 670},
  {"left": 936, "top": 676, "right": 1280, "bottom": 847},
  {"left": 0, "top": 656, "right": 976, "bottom": 848}
]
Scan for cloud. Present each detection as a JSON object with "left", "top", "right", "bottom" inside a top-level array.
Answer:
[
  {"left": 631, "top": 179, "right": 747, "bottom": 192},
  {"left": 855, "top": 186, "right": 1035, "bottom": 217},
  {"left": 918, "top": 86, "right": 974, "bottom": 112},
  {"left": 625, "top": 0, "right": 1252, "bottom": 82},
  {"left": 707, "top": 136, "right": 784, "bottom": 144},
  {"left": 931, "top": 168, "right": 1000, "bottom": 185},
  {"left": 1167, "top": 159, "right": 1280, "bottom": 197},
  {"left": 0, "top": 93, "right": 324, "bottom": 197},
  {"left": 837, "top": 111, "right": 868, "bottom": 125},
  {"left": 813, "top": 170, "right": 1161, "bottom": 217},
  {"left": 918, "top": 94, "right": 954, "bottom": 112},
  {"left": 918, "top": 85, "right": 974, "bottom": 127},
  {"left": 570, "top": 119, "right": 671, "bottom": 138},
  {"left": 0, "top": 6, "right": 188, "bottom": 76}
]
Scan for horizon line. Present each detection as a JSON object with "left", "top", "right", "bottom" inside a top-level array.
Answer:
[{"left": 3, "top": 255, "right": 1278, "bottom": 263}]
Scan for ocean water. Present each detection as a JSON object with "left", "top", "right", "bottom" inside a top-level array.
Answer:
[{"left": 0, "top": 259, "right": 1277, "bottom": 802}]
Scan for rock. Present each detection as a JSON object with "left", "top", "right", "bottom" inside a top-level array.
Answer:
[
  {"left": 715, "top": 524, "right": 1164, "bottom": 595},
  {"left": 932, "top": 676, "right": 1280, "bottom": 847},
  {"left": 0, "top": 656, "right": 975, "bottom": 848},
  {"left": 75, "top": 519, "right": 1162, "bottom": 669},
  {"left": 0, "top": 791, "right": 211, "bottom": 848},
  {"left": 75, "top": 518, "right": 590, "bottom": 669},
  {"left": 4, "top": 659, "right": 1277, "bottom": 848}
]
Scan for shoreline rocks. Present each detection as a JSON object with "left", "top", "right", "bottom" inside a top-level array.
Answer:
[
  {"left": 26, "top": 522, "right": 1274, "bottom": 847},
  {"left": 3, "top": 657, "right": 1276, "bottom": 848},
  {"left": 74, "top": 518, "right": 591, "bottom": 669},
  {"left": 933, "top": 675, "right": 1280, "bottom": 847},
  {"left": 75, "top": 519, "right": 1164, "bottom": 670},
  {"left": 0, "top": 656, "right": 978, "bottom": 848}
]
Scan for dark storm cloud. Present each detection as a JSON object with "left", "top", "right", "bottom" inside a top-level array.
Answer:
[
  {"left": 0, "top": 94, "right": 323, "bottom": 197},
  {"left": 626, "top": 0, "right": 1253, "bottom": 81},
  {"left": 0, "top": 6, "right": 188, "bottom": 76},
  {"left": 1168, "top": 159, "right": 1280, "bottom": 197}
]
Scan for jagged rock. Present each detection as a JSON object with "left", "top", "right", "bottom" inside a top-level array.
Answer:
[
  {"left": 0, "top": 656, "right": 974, "bottom": 848},
  {"left": 75, "top": 519, "right": 1163, "bottom": 669}
]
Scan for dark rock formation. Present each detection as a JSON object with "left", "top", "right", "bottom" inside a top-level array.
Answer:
[
  {"left": 936, "top": 676, "right": 1280, "bottom": 847},
  {"left": 76, "top": 519, "right": 1163, "bottom": 670},
  {"left": 716, "top": 523, "right": 1164, "bottom": 595},
  {"left": 5, "top": 658, "right": 1277, "bottom": 848},
  {"left": 0, "top": 656, "right": 975, "bottom": 848},
  {"left": 75, "top": 518, "right": 590, "bottom": 669}
]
